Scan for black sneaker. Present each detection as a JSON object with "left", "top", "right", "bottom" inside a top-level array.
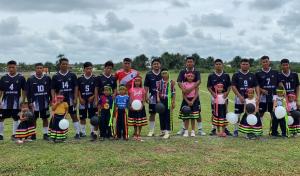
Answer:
[
  {"left": 0, "top": 135, "right": 3, "bottom": 140},
  {"left": 43, "top": 134, "right": 49, "bottom": 141},
  {"left": 31, "top": 134, "right": 36, "bottom": 140},
  {"left": 11, "top": 135, "right": 16, "bottom": 141},
  {"left": 225, "top": 128, "right": 232, "bottom": 136},
  {"left": 79, "top": 132, "right": 86, "bottom": 138},
  {"left": 90, "top": 133, "right": 97, "bottom": 141},
  {"left": 74, "top": 133, "right": 80, "bottom": 140},
  {"left": 209, "top": 129, "right": 217, "bottom": 136}
]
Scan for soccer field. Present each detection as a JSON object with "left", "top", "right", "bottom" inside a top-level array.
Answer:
[{"left": 0, "top": 72, "right": 300, "bottom": 176}]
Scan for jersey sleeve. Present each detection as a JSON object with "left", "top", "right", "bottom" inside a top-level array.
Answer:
[
  {"left": 252, "top": 73, "right": 258, "bottom": 87},
  {"left": 295, "top": 73, "right": 299, "bottom": 87},
  {"left": 25, "top": 78, "right": 32, "bottom": 103},
  {"left": 112, "top": 77, "right": 117, "bottom": 91},
  {"left": 195, "top": 71, "right": 201, "bottom": 83},
  {"left": 231, "top": 73, "right": 238, "bottom": 86},
  {"left": 72, "top": 73, "right": 78, "bottom": 87},
  {"left": 51, "top": 75, "right": 58, "bottom": 90},
  {"left": 20, "top": 76, "right": 26, "bottom": 90},
  {"left": 177, "top": 70, "right": 184, "bottom": 83},
  {"left": 144, "top": 73, "right": 150, "bottom": 88},
  {"left": 207, "top": 74, "right": 212, "bottom": 88}
]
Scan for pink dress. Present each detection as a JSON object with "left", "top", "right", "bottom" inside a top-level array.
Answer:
[{"left": 182, "top": 82, "right": 196, "bottom": 98}]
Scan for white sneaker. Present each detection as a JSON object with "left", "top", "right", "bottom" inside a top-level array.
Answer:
[
  {"left": 163, "top": 132, "right": 170, "bottom": 139},
  {"left": 16, "top": 140, "right": 24, "bottom": 144},
  {"left": 183, "top": 130, "right": 189, "bottom": 137},
  {"left": 147, "top": 130, "right": 154, "bottom": 137},
  {"left": 191, "top": 130, "right": 196, "bottom": 137},
  {"left": 198, "top": 130, "right": 206, "bottom": 136},
  {"left": 176, "top": 128, "right": 185, "bottom": 135},
  {"left": 159, "top": 131, "right": 165, "bottom": 137}
]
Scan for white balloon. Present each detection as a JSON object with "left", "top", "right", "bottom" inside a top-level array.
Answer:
[
  {"left": 132, "top": 100, "right": 142, "bottom": 110},
  {"left": 288, "top": 116, "right": 294, "bottom": 126},
  {"left": 59, "top": 119, "right": 69, "bottom": 130},
  {"left": 246, "top": 114, "right": 258, "bottom": 126},
  {"left": 274, "top": 106, "right": 287, "bottom": 119},
  {"left": 226, "top": 112, "right": 238, "bottom": 124}
]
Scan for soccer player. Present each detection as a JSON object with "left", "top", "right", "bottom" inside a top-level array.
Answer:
[
  {"left": 232, "top": 58, "right": 260, "bottom": 137},
  {"left": 255, "top": 56, "right": 279, "bottom": 135},
  {"left": 177, "top": 56, "right": 205, "bottom": 136},
  {"left": 207, "top": 59, "right": 232, "bottom": 136},
  {"left": 78, "top": 62, "right": 97, "bottom": 138},
  {"left": 115, "top": 58, "right": 139, "bottom": 90},
  {"left": 26, "top": 63, "right": 51, "bottom": 140},
  {"left": 0, "top": 60, "right": 26, "bottom": 140},
  {"left": 144, "top": 58, "right": 162, "bottom": 137},
  {"left": 51, "top": 57, "right": 80, "bottom": 139}
]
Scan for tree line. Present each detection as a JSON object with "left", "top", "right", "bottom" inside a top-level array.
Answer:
[{"left": 1, "top": 53, "right": 300, "bottom": 73}]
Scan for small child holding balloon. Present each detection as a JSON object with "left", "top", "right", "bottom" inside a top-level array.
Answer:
[
  {"left": 15, "top": 102, "right": 36, "bottom": 144},
  {"left": 239, "top": 88, "right": 262, "bottom": 139},
  {"left": 128, "top": 76, "right": 147, "bottom": 141},
  {"left": 48, "top": 94, "right": 69, "bottom": 142},
  {"left": 271, "top": 86, "right": 287, "bottom": 137},
  {"left": 212, "top": 83, "right": 228, "bottom": 137},
  {"left": 286, "top": 93, "right": 299, "bottom": 136}
]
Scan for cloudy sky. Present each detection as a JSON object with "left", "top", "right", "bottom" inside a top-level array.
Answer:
[{"left": 0, "top": 0, "right": 299, "bottom": 64}]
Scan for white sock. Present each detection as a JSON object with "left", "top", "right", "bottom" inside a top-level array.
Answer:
[
  {"left": 43, "top": 127, "right": 48, "bottom": 134},
  {"left": 90, "top": 125, "right": 95, "bottom": 133},
  {"left": 73, "top": 122, "right": 80, "bottom": 134},
  {"left": 13, "top": 121, "right": 19, "bottom": 135},
  {"left": 234, "top": 124, "right": 239, "bottom": 131},
  {"left": 149, "top": 121, "right": 155, "bottom": 131},
  {"left": 80, "top": 124, "right": 86, "bottom": 134},
  {"left": 0, "top": 122, "right": 4, "bottom": 136},
  {"left": 198, "top": 122, "right": 203, "bottom": 130}
]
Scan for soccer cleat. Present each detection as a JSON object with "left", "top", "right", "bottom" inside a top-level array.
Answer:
[
  {"left": 176, "top": 128, "right": 185, "bottom": 135},
  {"left": 147, "top": 130, "right": 154, "bottom": 137},
  {"left": 183, "top": 130, "right": 189, "bottom": 137},
  {"left": 209, "top": 129, "right": 217, "bottom": 136},
  {"left": 74, "top": 133, "right": 80, "bottom": 140},
  {"left": 190, "top": 130, "right": 196, "bottom": 137},
  {"left": 0, "top": 135, "right": 3, "bottom": 140},
  {"left": 198, "top": 130, "right": 206, "bottom": 136}
]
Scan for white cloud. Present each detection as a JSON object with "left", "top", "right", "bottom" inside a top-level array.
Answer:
[
  {"left": 163, "top": 22, "right": 188, "bottom": 39},
  {"left": 0, "top": 16, "right": 21, "bottom": 35},
  {"left": 190, "top": 13, "right": 234, "bottom": 28}
]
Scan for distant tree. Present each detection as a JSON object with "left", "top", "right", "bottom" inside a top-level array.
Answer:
[{"left": 132, "top": 54, "right": 149, "bottom": 70}]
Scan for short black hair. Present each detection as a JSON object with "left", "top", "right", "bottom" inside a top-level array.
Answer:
[
  {"left": 260, "top": 55, "right": 269, "bottom": 60},
  {"left": 123, "top": 58, "right": 132, "bottom": 63},
  {"left": 214, "top": 59, "right": 223, "bottom": 64},
  {"left": 240, "top": 58, "right": 249, "bottom": 63},
  {"left": 185, "top": 56, "right": 195, "bottom": 62},
  {"left": 280, "top": 58, "right": 290, "bottom": 64},
  {"left": 59, "top": 57, "right": 69, "bottom": 64},
  {"left": 7, "top": 60, "right": 17, "bottom": 65},
  {"left": 161, "top": 68, "right": 168, "bottom": 72},
  {"left": 83, "top": 62, "right": 93, "bottom": 68},
  {"left": 35, "top": 63, "right": 43, "bottom": 67},
  {"left": 104, "top": 61, "right": 114, "bottom": 68},
  {"left": 151, "top": 58, "right": 161, "bottom": 65}
]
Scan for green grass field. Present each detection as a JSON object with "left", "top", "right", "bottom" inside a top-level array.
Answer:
[{"left": 1, "top": 72, "right": 300, "bottom": 176}]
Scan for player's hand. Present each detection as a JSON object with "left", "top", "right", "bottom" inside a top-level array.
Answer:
[{"left": 88, "top": 96, "right": 94, "bottom": 103}]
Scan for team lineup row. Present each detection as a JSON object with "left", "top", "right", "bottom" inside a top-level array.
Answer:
[{"left": 0, "top": 56, "right": 299, "bottom": 143}]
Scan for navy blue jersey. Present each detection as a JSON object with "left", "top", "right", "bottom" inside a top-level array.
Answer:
[
  {"left": 0, "top": 73, "right": 26, "bottom": 109},
  {"left": 255, "top": 69, "right": 279, "bottom": 102},
  {"left": 144, "top": 70, "right": 161, "bottom": 96},
  {"left": 51, "top": 71, "right": 77, "bottom": 105},
  {"left": 78, "top": 74, "right": 97, "bottom": 102},
  {"left": 207, "top": 72, "right": 231, "bottom": 92},
  {"left": 26, "top": 74, "right": 51, "bottom": 111},
  {"left": 278, "top": 71, "right": 299, "bottom": 94},
  {"left": 96, "top": 74, "right": 117, "bottom": 95},
  {"left": 177, "top": 68, "right": 201, "bottom": 83},
  {"left": 232, "top": 71, "right": 257, "bottom": 98}
]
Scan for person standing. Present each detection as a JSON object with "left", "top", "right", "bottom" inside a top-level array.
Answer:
[{"left": 115, "top": 58, "right": 139, "bottom": 90}]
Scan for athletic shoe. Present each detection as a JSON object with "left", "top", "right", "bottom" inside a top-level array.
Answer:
[
  {"left": 225, "top": 128, "right": 232, "bottom": 136},
  {"left": 159, "top": 131, "right": 165, "bottom": 137},
  {"left": 233, "top": 130, "right": 238, "bottom": 137},
  {"left": 74, "top": 133, "right": 80, "bottom": 140},
  {"left": 0, "top": 135, "right": 3, "bottom": 140},
  {"left": 190, "top": 130, "right": 196, "bottom": 137},
  {"left": 79, "top": 132, "right": 86, "bottom": 138},
  {"left": 209, "top": 129, "right": 217, "bottom": 136},
  {"left": 163, "top": 132, "right": 170, "bottom": 139},
  {"left": 198, "top": 130, "right": 206, "bottom": 136},
  {"left": 147, "top": 130, "right": 154, "bottom": 137},
  {"left": 183, "top": 130, "right": 189, "bottom": 137},
  {"left": 176, "top": 128, "right": 185, "bottom": 135},
  {"left": 43, "top": 134, "right": 49, "bottom": 141}
]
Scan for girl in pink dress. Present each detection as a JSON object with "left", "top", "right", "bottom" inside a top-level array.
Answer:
[{"left": 128, "top": 76, "right": 147, "bottom": 141}]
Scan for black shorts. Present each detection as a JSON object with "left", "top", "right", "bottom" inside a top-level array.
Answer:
[
  {"left": 149, "top": 104, "right": 156, "bottom": 114},
  {"left": 0, "top": 109, "right": 20, "bottom": 120},
  {"left": 234, "top": 104, "right": 244, "bottom": 114},
  {"left": 259, "top": 102, "right": 273, "bottom": 114},
  {"left": 34, "top": 109, "right": 50, "bottom": 119},
  {"left": 68, "top": 106, "right": 77, "bottom": 115},
  {"left": 79, "top": 108, "right": 97, "bottom": 120}
]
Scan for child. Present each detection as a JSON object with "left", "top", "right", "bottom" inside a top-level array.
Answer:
[
  {"left": 15, "top": 102, "right": 36, "bottom": 144},
  {"left": 48, "top": 94, "right": 69, "bottom": 142},
  {"left": 115, "top": 85, "right": 130, "bottom": 140},
  {"left": 287, "top": 93, "right": 299, "bottom": 136},
  {"left": 157, "top": 68, "right": 176, "bottom": 139},
  {"left": 128, "top": 76, "right": 147, "bottom": 141},
  {"left": 212, "top": 84, "right": 228, "bottom": 137},
  {"left": 239, "top": 88, "right": 262, "bottom": 139},
  {"left": 98, "top": 86, "right": 114, "bottom": 140},
  {"left": 271, "top": 86, "right": 287, "bottom": 137},
  {"left": 179, "top": 71, "right": 199, "bottom": 137}
]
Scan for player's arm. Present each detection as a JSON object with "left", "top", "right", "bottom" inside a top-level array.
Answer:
[
  {"left": 74, "top": 85, "right": 78, "bottom": 105},
  {"left": 231, "top": 85, "right": 244, "bottom": 103},
  {"left": 21, "top": 77, "right": 26, "bottom": 103}
]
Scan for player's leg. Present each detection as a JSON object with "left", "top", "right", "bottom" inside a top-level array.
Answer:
[
  {"left": 69, "top": 106, "right": 80, "bottom": 139},
  {"left": 12, "top": 110, "right": 20, "bottom": 141},
  {"left": 147, "top": 105, "right": 156, "bottom": 137},
  {"left": 79, "top": 108, "right": 87, "bottom": 137}
]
